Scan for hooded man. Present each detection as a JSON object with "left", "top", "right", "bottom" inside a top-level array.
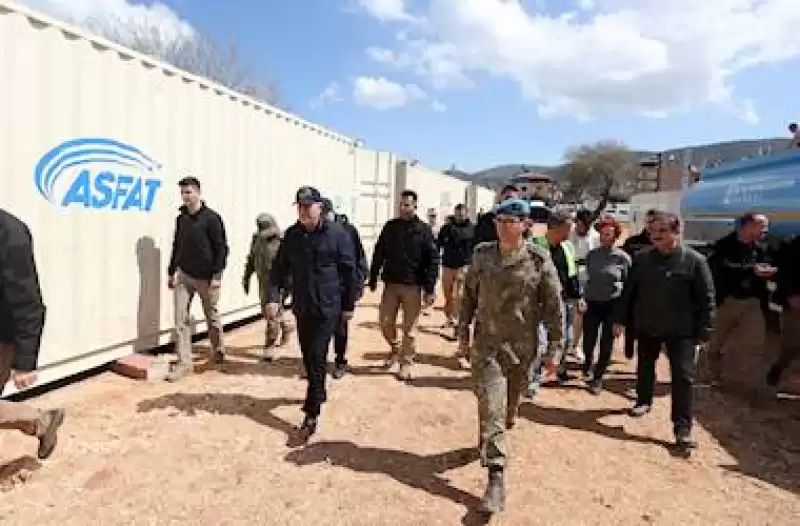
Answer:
[{"left": 243, "top": 213, "right": 295, "bottom": 361}]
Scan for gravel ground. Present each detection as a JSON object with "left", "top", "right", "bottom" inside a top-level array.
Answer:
[{"left": 1, "top": 292, "right": 798, "bottom": 526}]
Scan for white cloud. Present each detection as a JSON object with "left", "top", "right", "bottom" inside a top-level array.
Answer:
[
  {"left": 356, "top": 0, "right": 800, "bottom": 122},
  {"left": 356, "top": 0, "right": 416, "bottom": 22},
  {"left": 23, "top": 0, "right": 194, "bottom": 46},
  {"left": 352, "top": 76, "right": 426, "bottom": 110},
  {"left": 310, "top": 82, "right": 343, "bottom": 109},
  {"left": 431, "top": 100, "right": 447, "bottom": 112}
]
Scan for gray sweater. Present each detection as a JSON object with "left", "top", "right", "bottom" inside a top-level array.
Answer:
[{"left": 584, "top": 247, "right": 631, "bottom": 302}]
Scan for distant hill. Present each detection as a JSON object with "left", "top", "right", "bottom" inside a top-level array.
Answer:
[{"left": 450, "top": 138, "right": 790, "bottom": 189}]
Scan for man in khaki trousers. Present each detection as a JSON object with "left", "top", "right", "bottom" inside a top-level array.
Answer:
[
  {"left": 368, "top": 190, "right": 440, "bottom": 380},
  {"left": 0, "top": 208, "right": 65, "bottom": 460},
  {"left": 166, "top": 177, "right": 229, "bottom": 381}
]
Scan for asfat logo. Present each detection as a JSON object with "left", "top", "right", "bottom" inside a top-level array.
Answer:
[{"left": 34, "top": 138, "right": 163, "bottom": 211}]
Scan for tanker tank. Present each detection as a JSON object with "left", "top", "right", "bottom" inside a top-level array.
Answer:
[{"left": 681, "top": 148, "right": 800, "bottom": 248}]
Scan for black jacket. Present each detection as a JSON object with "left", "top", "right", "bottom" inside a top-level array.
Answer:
[
  {"left": 335, "top": 215, "right": 368, "bottom": 282},
  {"left": 369, "top": 216, "right": 440, "bottom": 294},
  {"left": 437, "top": 219, "right": 474, "bottom": 269},
  {"left": 616, "top": 245, "right": 715, "bottom": 341},
  {"left": 621, "top": 229, "right": 652, "bottom": 258},
  {"left": 707, "top": 231, "right": 771, "bottom": 306},
  {"left": 472, "top": 212, "right": 498, "bottom": 251},
  {"left": 167, "top": 203, "right": 229, "bottom": 280},
  {"left": 0, "top": 209, "right": 46, "bottom": 372},
  {"left": 269, "top": 219, "right": 359, "bottom": 318},
  {"left": 777, "top": 236, "right": 800, "bottom": 307}
]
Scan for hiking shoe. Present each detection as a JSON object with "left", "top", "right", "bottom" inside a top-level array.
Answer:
[
  {"left": 37, "top": 409, "right": 65, "bottom": 460},
  {"left": 165, "top": 364, "right": 192, "bottom": 382},
  {"left": 675, "top": 429, "right": 697, "bottom": 450},
  {"left": 628, "top": 404, "right": 652, "bottom": 418},
  {"left": 332, "top": 363, "right": 347, "bottom": 380},
  {"left": 588, "top": 378, "right": 603, "bottom": 395},
  {"left": 211, "top": 350, "right": 225, "bottom": 366},
  {"left": 481, "top": 468, "right": 505, "bottom": 514},
  {"left": 397, "top": 364, "right": 413, "bottom": 381},
  {"left": 288, "top": 416, "right": 318, "bottom": 448},
  {"left": 383, "top": 351, "right": 399, "bottom": 370},
  {"left": 262, "top": 345, "right": 276, "bottom": 363},
  {"left": 524, "top": 382, "right": 540, "bottom": 399}
]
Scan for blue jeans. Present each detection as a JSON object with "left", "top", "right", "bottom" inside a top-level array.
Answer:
[{"left": 528, "top": 299, "right": 575, "bottom": 389}]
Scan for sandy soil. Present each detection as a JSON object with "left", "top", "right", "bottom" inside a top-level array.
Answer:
[{"left": 1, "top": 293, "right": 799, "bottom": 526}]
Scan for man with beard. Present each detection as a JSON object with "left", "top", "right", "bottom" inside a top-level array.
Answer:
[
  {"left": 369, "top": 190, "right": 440, "bottom": 381},
  {"left": 437, "top": 203, "right": 475, "bottom": 342},
  {"left": 614, "top": 212, "right": 715, "bottom": 450}
]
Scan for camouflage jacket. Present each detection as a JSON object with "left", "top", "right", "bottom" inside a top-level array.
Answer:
[
  {"left": 458, "top": 240, "right": 565, "bottom": 363},
  {"left": 244, "top": 228, "right": 282, "bottom": 285}
]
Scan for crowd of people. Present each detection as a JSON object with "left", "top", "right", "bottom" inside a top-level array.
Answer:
[{"left": 1, "top": 176, "right": 799, "bottom": 517}]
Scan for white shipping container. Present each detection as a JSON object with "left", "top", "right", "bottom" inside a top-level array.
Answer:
[
  {"left": 398, "top": 162, "right": 470, "bottom": 221},
  {"left": 0, "top": 1, "right": 365, "bottom": 394}
]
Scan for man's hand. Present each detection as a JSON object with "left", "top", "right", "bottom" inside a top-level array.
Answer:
[
  {"left": 423, "top": 292, "right": 436, "bottom": 306},
  {"left": 577, "top": 299, "right": 587, "bottom": 313},
  {"left": 613, "top": 323, "right": 624, "bottom": 338},
  {"left": 265, "top": 302, "right": 280, "bottom": 318},
  {"left": 167, "top": 275, "right": 176, "bottom": 289},
  {"left": 342, "top": 311, "right": 354, "bottom": 321},
  {"left": 12, "top": 370, "right": 37, "bottom": 390}
]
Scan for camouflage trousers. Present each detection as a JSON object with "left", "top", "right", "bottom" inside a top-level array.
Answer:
[
  {"left": 471, "top": 345, "right": 538, "bottom": 469},
  {"left": 261, "top": 304, "right": 295, "bottom": 347}
]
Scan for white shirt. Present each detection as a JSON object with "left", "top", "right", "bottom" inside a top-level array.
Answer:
[{"left": 570, "top": 228, "right": 600, "bottom": 288}]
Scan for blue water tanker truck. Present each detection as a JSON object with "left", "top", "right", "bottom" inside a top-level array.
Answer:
[{"left": 681, "top": 148, "right": 800, "bottom": 250}]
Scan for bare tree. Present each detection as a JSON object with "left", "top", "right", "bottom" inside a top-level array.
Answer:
[
  {"left": 559, "top": 140, "right": 637, "bottom": 213},
  {"left": 82, "top": 15, "right": 281, "bottom": 106}
]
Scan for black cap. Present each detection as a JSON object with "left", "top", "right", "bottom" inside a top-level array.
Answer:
[{"left": 295, "top": 186, "right": 323, "bottom": 205}]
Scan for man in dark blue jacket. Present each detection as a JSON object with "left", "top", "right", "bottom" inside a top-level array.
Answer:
[{"left": 267, "top": 186, "right": 360, "bottom": 445}]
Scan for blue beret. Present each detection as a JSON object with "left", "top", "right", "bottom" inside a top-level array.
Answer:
[{"left": 493, "top": 198, "right": 531, "bottom": 218}]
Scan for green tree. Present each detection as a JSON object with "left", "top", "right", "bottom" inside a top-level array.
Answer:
[{"left": 560, "top": 140, "right": 637, "bottom": 212}]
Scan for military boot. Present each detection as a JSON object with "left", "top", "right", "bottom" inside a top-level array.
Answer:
[
  {"left": 481, "top": 467, "right": 505, "bottom": 514},
  {"left": 262, "top": 343, "right": 276, "bottom": 363}
]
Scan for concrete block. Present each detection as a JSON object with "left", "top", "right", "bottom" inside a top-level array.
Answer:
[{"left": 112, "top": 353, "right": 171, "bottom": 381}]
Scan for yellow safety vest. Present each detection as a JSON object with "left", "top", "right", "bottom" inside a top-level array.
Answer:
[{"left": 531, "top": 236, "right": 577, "bottom": 277}]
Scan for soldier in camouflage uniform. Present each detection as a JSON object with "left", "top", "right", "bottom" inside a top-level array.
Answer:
[
  {"left": 243, "top": 213, "right": 295, "bottom": 361},
  {"left": 458, "top": 198, "right": 565, "bottom": 515}
]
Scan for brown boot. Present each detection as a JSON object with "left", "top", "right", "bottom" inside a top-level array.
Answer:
[
  {"left": 37, "top": 409, "right": 66, "bottom": 460},
  {"left": 481, "top": 467, "right": 505, "bottom": 514}
]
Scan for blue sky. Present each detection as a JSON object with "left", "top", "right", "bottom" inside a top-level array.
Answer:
[{"left": 27, "top": 0, "right": 800, "bottom": 172}]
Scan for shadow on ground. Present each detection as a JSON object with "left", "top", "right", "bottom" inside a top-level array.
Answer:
[
  {"left": 517, "top": 404, "right": 686, "bottom": 457},
  {"left": 0, "top": 456, "right": 41, "bottom": 491},
  {"left": 136, "top": 393, "right": 302, "bottom": 440},
  {"left": 285, "top": 441, "right": 491, "bottom": 525},
  {"left": 694, "top": 388, "right": 800, "bottom": 496}
]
